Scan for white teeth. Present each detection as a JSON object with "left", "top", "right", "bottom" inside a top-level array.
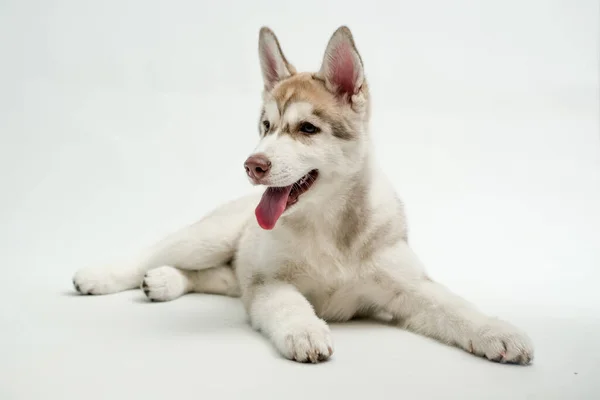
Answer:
[{"left": 297, "top": 174, "right": 309, "bottom": 186}]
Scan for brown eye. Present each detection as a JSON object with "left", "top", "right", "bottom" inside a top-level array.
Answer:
[
  {"left": 263, "top": 120, "right": 270, "bottom": 131},
  {"left": 300, "top": 122, "right": 319, "bottom": 134}
]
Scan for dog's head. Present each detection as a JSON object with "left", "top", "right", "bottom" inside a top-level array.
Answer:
[{"left": 245, "top": 26, "right": 371, "bottom": 230}]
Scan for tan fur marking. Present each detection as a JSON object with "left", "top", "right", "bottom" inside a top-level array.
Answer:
[
  {"left": 274, "top": 260, "right": 306, "bottom": 283},
  {"left": 357, "top": 196, "right": 408, "bottom": 260},
  {"left": 313, "top": 109, "right": 354, "bottom": 140},
  {"left": 251, "top": 272, "right": 265, "bottom": 286},
  {"left": 358, "top": 221, "right": 404, "bottom": 262},
  {"left": 258, "top": 109, "right": 267, "bottom": 136},
  {"left": 265, "top": 73, "right": 357, "bottom": 141},
  {"left": 372, "top": 272, "right": 384, "bottom": 285},
  {"left": 335, "top": 177, "right": 369, "bottom": 251}
]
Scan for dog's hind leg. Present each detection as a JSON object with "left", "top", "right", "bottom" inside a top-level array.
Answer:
[
  {"left": 141, "top": 264, "right": 241, "bottom": 302},
  {"left": 72, "top": 193, "right": 258, "bottom": 296}
]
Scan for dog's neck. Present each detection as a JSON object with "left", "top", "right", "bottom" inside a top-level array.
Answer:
[{"left": 280, "top": 142, "right": 374, "bottom": 234}]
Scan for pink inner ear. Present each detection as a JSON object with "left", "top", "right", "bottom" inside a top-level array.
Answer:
[
  {"left": 265, "top": 49, "right": 279, "bottom": 85},
  {"left": 330, "top": 42, "right": 357, "bottom": 96}
]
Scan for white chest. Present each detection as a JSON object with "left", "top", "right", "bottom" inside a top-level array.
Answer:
[{"left": 245, "top": 226, "right": 380, "bottom": 321}]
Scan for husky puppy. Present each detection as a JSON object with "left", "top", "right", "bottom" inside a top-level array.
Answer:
[{"left": 73, "top": 26, "right": 534, "bottom": 365}]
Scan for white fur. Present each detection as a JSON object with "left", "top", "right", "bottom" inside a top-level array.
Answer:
[
  {"left": 142, "top": 265, "right": 240, "bottom": 301},
  {"left": 73, "top": 26, "right": 534, "bottom": 365}
]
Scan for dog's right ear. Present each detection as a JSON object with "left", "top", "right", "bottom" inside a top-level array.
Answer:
[{"left": 258, "top": 27, "right": 296, "bottom": 91}]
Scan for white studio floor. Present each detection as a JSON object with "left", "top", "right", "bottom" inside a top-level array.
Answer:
[{"left": 1, "top": 1, "right": 599, "bottom": 399}]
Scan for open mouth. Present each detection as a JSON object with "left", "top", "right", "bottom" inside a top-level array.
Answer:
[{"left": 255, "top": 169, "right": 319, "bottom": 230}]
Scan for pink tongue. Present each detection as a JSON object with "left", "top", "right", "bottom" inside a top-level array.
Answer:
[{"left": 255, "top": 186, "right": 293, "bottom": 230}]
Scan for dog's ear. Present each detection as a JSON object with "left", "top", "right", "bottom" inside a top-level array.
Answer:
[
  {"left": 317, "top": 26, "right": 364, "bottom": 101},
  {"left": 258, "top": 27, "right": 296, "bottom": 91}
]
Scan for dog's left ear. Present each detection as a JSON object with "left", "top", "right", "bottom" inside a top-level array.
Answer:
[
  {"left": 317, "top": 26, "right": 365, "bottom": 101},
  {"left": 258, "top": 27, "right": 296, "bottom": 91}
]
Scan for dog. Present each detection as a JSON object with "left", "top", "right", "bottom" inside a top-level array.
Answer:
[{"left": 72, "top": 26, "right": 534, "bottom": 365}]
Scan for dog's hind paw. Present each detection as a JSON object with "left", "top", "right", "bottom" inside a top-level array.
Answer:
[{"left": 141, "top": 266, "right": 189, "bottom": 302}]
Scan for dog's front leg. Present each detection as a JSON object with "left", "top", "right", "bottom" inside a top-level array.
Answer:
[
  {"left": 371, "top": 241, "right": 534, "bottom": 365},
  {"left": 246, "top": 282, "right": 334, "bottom": 363}
]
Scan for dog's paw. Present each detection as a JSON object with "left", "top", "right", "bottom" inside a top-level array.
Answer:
[
  {"left": 469, "top": 318, "right": 534, "bottom": 365},
  {"left": 272, "top": 318, "right": 334, "bottom": 363},
  {"left": 141, "top": 266, "right": 189, "bottom": 302},
  {"left": 72, "top": 266, "right": 132, "bottom": 295}
]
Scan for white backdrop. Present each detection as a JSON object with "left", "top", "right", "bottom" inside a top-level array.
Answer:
[{"left": 1, "top": 0, "right": 599, "bottom": 399}]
